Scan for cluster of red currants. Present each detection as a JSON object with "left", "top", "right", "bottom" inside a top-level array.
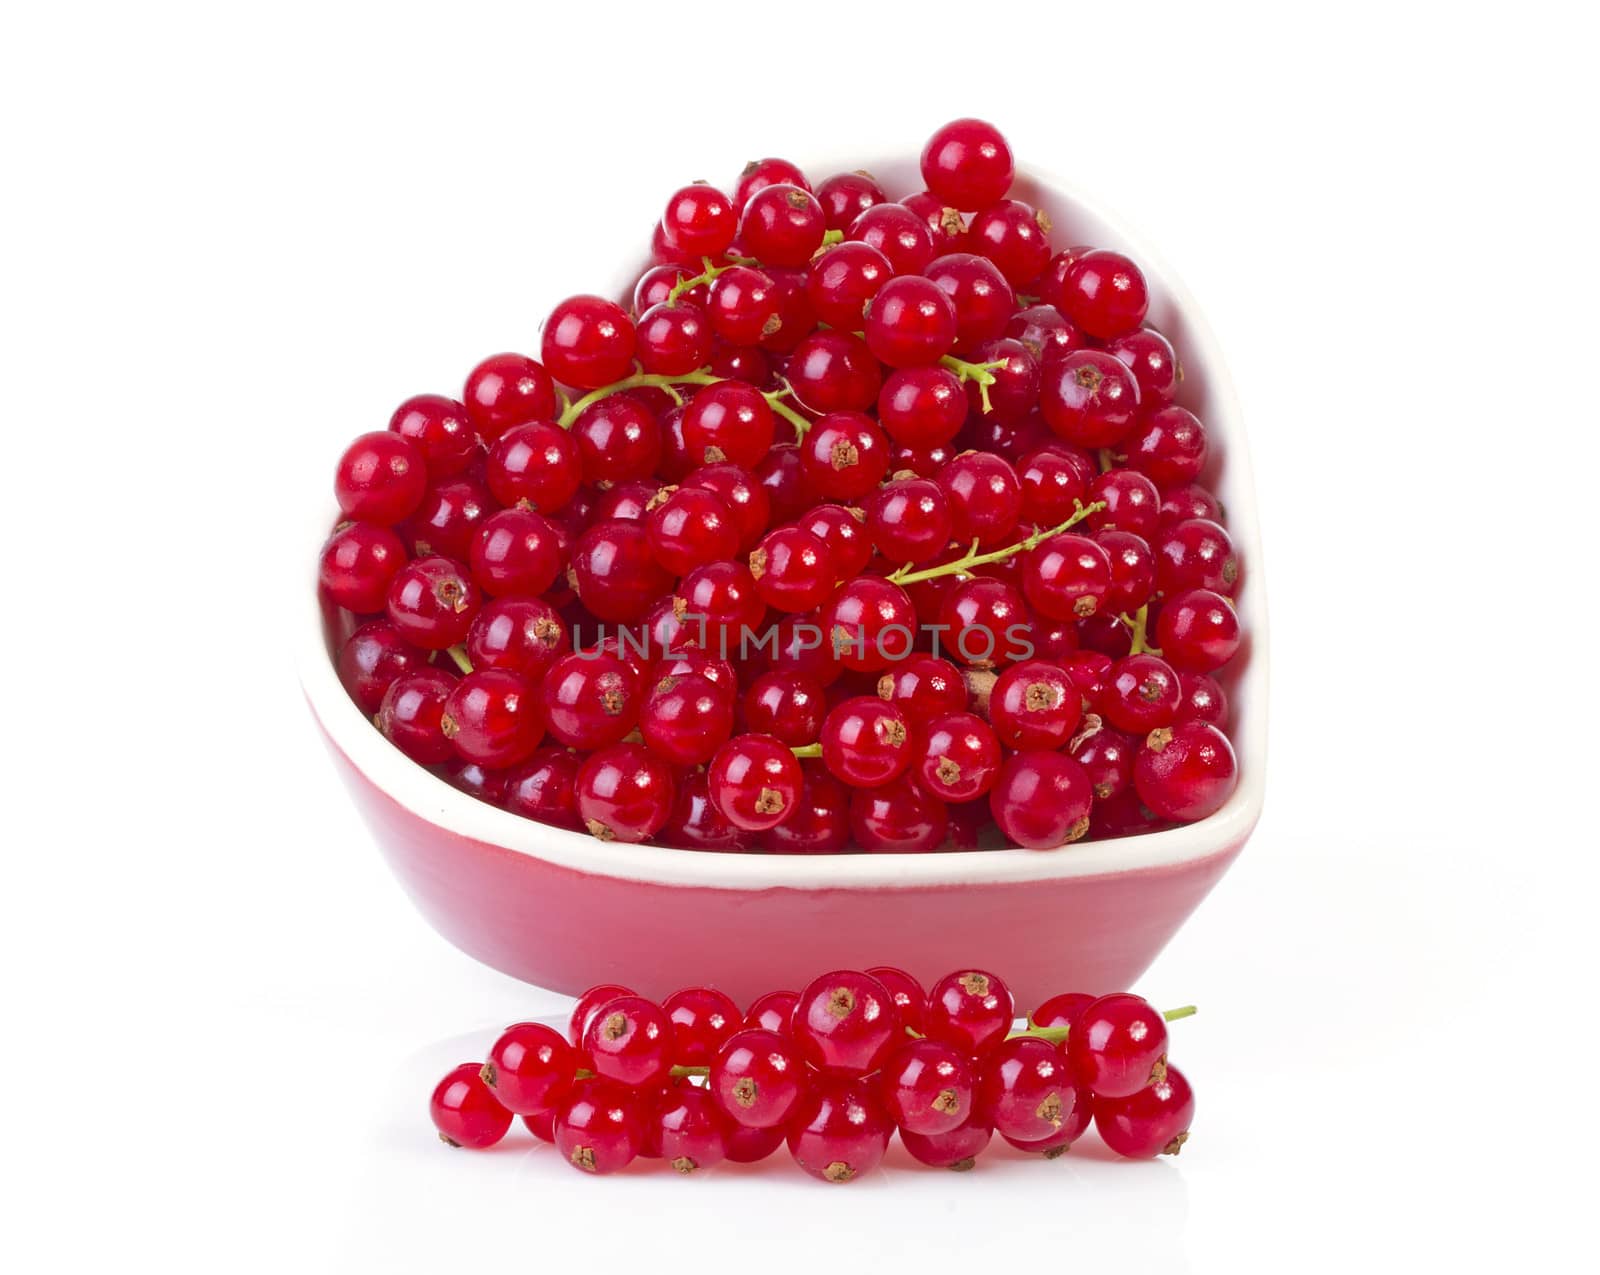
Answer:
[
  {"left": 322, "top": 117, "right": 1243, "bottom": 853},
  {"left": 429, "top": 968, "right": 1196, "bottom": 1180}
]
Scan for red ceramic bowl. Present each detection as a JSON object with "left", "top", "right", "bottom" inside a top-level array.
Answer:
[{"left": 300, "top": 159, "right": 1268, "bottom": 1008}]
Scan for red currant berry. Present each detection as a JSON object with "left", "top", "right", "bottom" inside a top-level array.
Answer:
[
  {"left": 865, "top": 966, "right": 927, "bottom": 1034},
  {"left": 966, "top": 337, "right": 1041, "bottom": 423},
  {"left": 749, "top": 526, "right": 835, "bottom": 613},
  {"left": 876, "top": 656, "right": 967, "bottom": 726},
  {"left": 588, "top": 480, "right": 655, "bottom": 524},
  {"left": 798, "top": 412, "right": 890, "bottom": 501},
  {"left": 710, "top": 1027, "right": 808, "bottom": 1129},
  {"left": 724, "top": 1124, "right": 786, "bottom": 1162},
  {"left": 570, "top": 519, "right": 674, "bottom": 623},
  {"left": 1004, "top": 303, "right": 1086, "bottom": 363},
  {"left": 430, "top": 1063, "right": 512, "bottom": 1149},
  {"left": 321, "top": 522, "right": 407, "bottom": 614},
  {"left": 755, "top": 266, "right": 815, "bottom": 352},
  {"left": 540, "top": 295, "right": 635, "bottom": 390},
  {"left": 466, "top": 597, "right": 568, "bottom": 679},
  {"left": 576, "top": 743, "right": 675, "bottom": 842},
  {"left": 1096, "top": 529, "right": 1156, "bottom": 614},
  {"left": 788, "top": 330, "right": 882, "bottom": 414},
  {"left": 864, "top": 275, "right": 959, "bottom": 368},
  {"left": 800, "top": 503, "right": 873, "bottom": 578},
  {"left": 937, "top": 451, "right": 1022, "bottom": 548},
  {"left": 1160, "top": 482, "right": 1222, "bottom": 528},
  {"left": 661, "top": 183, "right": 736, "bottom": 258},
  {"left": 744, "top": 990, "right": 799, "bottom": 1033},
  {"left": 740, "top": 183, "right": 826, "bottom": 267},
  {"left": 1003, "top": 1098, "right": 1093, "bottom": 1156},
  {"left": 969, "top": 199, "right": 1052, "bottom": 286},
  {"left": 569, "top": 983, "right": 635, "bottom": 1045},
  {"left": 1021, "top": 532, "right": 1111, "bottom": 622},
  {"left": 921, "top": 118, "right": 1014, "bottom": 210},
  {"left": 880, "top": 1038, "right": 974, "bottom": 1135},
  {"left": 878, "top": 365, "right": 966, "bottom": 448},
  {"left": 645, "top": 486, "right": 739, "bottom": 575},
  {"left": 1094, "top": 1064, "right": 1195, "bottom": 1158},
  {"left": 762, "top": 763, "right": 852, "bottom": 852},
  {"left": 821, "top": 575, "right": 917, "bottom": 670},
  {"left": 390, "top": 394, "right": 477, "bottom": 477},
  {"left": 806, "top": 240, "right": 893, "bottom": 330},
  {"left": 926, "top": 969, "right": 1014, "bottom": 1057},
  {"left": 1156, "top": 589, "right": 1241, "bottom": 672},
  {"left": 582, "top": 994, "right": 673, "bottom": 1086},
  {"left": 1156, "top": 518, "right": 1240, "bottom": 596},
  {"left": 938, "top": 576, "right": 1033, "bottom": 669},
  {"left": 1103, "top": 654, "right": 1182, "bottom": 734},
  {"left": 1120, "top": 405, "right": 1207, "bottom": 489},
  {"left": 978, "top": 1036, "right": 1079, "bottom": 1144},
  {"left": 1062, "top": 249, "right": 1149, "bottom": 340},
  {"left": 788, "top": 1074, "right": 894, "bottom": 1183},
  {"left": 540, "top": 649, "right": 639, "bottom": 750},
  {"left": 554, "top": 1077, "right": 645, "bottom": 1174},
  {"left": 1069, "top": 717, "right": 1138, "bottom": 801},
  {"left": 523, "top": 1110, "right": 556, "bottom": 1142},
  {"left": 707, "top": 265, "right": 781, "bottom": 345},
  {"left": 684, "top": 461, "right": 773, "bottom": 551},
  {"left": 482, "top": 1022, "right": 577, "bottom": 1116},
  {"left": 1032, "top": 991, "right": 1097, "bottom": 1030},
  {"left": 462, "top": 353, "right": 559, "bottom": 442},
  {"left": 650, "top": 645, "right": 738, "bottom": 694},
  {"left": 1135, "top": 721, "right": 1238, "bottom": 821},
  {"left": 901, "top": 1110, "right": 993, "bottom": 1169},
  {"left": 1040, "top": 350, "right": 1141, "bottom": 448},
  {"left": 847, "top": 202, "right": 936, "bottom": 275},
  {"left": 664, "top": 986, "right": 741, "bottom": 1066},
  {"left": 681, "top": 381, "right": 776, "bottom": 469},
  {"left": 925, "top": 253, "right": 1016, "bottom": 351},
  {"left": 821, "top": 695, "right": 912, "bottom": 786},
  {"left": 469, "top": 507, "right": 561, "bottom": 597},
  {"left": 675, "top": 560, "right": 765, "bottom": 655},
  {"left": 1104, "top": 327, "right": 1181, "bottom": 406},
  {"left": 338, "top": 620, "right": 426, "bottom": 714},
  {"left": 441, "top": 668, "right": 542, "bottom": 768},
  {"left": 817, "top": 170, "right": 886, "bottom": 229},
  {"left": 659, "top": 770, "right": 749, "bottom": 851},
  {"left": 902, "top": 190, "right": 968, "bottom": 253},
  {"left": 385, "top": 555, "right": 478, "bottom": 648},
  {"left": 1176, "top": 671, "right": 1227, "bottom": 725},
  {"left": 640, "top": 672, "right": 735, "bottom": 766},
  {"left": 989, "top": 751, "right": 1094, "bottom": 848},
  {"left": 1035, "top": 246, "right": 1091, "bottom": 310},
  {"left": 850, "top": 777, "right": 950, "bottom": 852},
  {"left": 1088, "top": 468, "right": 1161, "bottom": 540},
  {"left": 400, "top": 476, "right": 492, "bottom": 561},
  {"left": 441, "top": 756, "right": 506, "bottom": 804},
  {"left": 654, "top": 1083, "right": 735, "bottom": 1174},
  {"left": 485, "top": 421, "right": 582, "bottom": 513},
  {"left": 866, "top": 476, "right": 952, "bottom": 565},
  {"left": 635, "top": 262, "right": 708, "bottom": 312},
  {"left": 571, "top": 394, "right": 661, "bottom": 484},
  {"left": 377, "top": 668, "right": 458, "bottom": 764},
  {"left": 990, "top": 660, "right": 1083, "bottom": 750},
  {"left": 754, "top": 442, "right": 813, "bottom": 523},
  {"left": 707, "top": 732, "right": 803, "bottom": 831},
  {"left": 791, "top": 970, "right": 901, "bottom": 1074},
  {"left": 1066, "top": 993, "right": 1170, "bottom": 1098},
  {"left": 735, "top": 157, "right": 811, "bottom": 206},
  {"left": 504, "top": 746, "right": 583, "bottom": 830},
  {"left": 917, "top": 711, "right": 1002, "bottom": 801},
  {"left": 335, "top": 431, "right": 427, "bottom": 526},
  {"left": 707, "top": 341, "right": 769, "bottom": 384}
]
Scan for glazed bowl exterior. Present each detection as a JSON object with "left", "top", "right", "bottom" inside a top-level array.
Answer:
[{"left": 300, "top": 155, "right": 1268, "bottom": 1008}]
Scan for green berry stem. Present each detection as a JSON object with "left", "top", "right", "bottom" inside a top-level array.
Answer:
[
  {"left": 556, "top": 366, "right": 811, "bottom": 441},
  {"left": 666, "top": 254, "right": 760, "bottom": 304},
  {"left": 445, "top": 645, "right": 474, "bottom": 676},
  {"left": 884, "top": 500, "right": 1106, "bottom": 586},
  {"left": 938, "top": 354, "right": 1010, "bottom": 413},
  {"left": 790, "top": 743, "right": 824, "bottom": 759},
  {"left": 905, "top": 1004, "right": 1198, "bottom": 1043},
  {"left": 1120, "top": 604, "right": 1162, "bottom": 657}
]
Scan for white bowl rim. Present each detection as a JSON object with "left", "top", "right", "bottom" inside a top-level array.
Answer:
[{"left": 296, "top": 157, "right": 1269, "bottom": 891}]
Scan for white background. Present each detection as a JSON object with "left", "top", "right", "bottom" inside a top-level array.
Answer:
[{"left": 5, "top": 2, "right": 1597, "bottom": 1271}]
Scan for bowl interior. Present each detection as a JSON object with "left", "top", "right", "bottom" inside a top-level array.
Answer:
[{"left": 302, "top": 156, "right": 1267, "bottom": 889}]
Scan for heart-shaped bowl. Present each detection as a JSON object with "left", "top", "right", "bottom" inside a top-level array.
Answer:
[{"left": 300, "top": 155, "right": 1267, "bottom": 1008}]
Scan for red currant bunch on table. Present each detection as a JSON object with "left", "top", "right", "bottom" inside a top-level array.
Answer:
[
  {"left": 428, "top": 968, "right": 1199, "bottom": 1178},
  {"left": 323, "top": 117, "right": 1246, "bottom": 854}
]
